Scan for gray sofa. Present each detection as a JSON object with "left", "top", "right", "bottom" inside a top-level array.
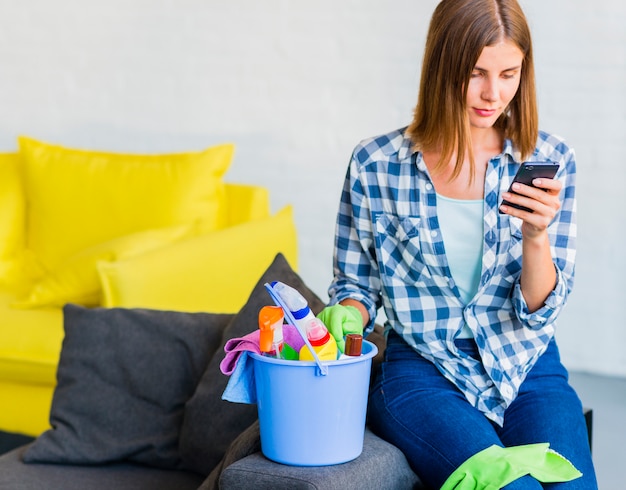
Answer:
[
  {"left": 0, "top": 428, "right": 421, "bottom": 490},
  {"left": 0, "top": 254, "right": 423, "bottom": 490}
]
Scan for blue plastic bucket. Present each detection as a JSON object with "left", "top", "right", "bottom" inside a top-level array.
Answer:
[{"left": 250, "top": 340, "right": 378, "bottom": 466}]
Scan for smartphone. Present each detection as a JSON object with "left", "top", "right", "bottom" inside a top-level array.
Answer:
[{"left": 500, "top": 161, "right": 559, "bottom": 213}]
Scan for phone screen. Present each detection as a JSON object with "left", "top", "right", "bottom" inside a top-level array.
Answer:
[{"left": 500, "top": 161, "right": 559, "bottom": 212}]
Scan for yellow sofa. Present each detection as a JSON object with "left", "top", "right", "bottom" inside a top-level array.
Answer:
[{"left": 0, "top": 138, "right": 298, "bottom": 437}]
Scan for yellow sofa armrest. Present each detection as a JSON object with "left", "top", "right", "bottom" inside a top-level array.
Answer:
[{"left": 223, "top": 184, "right": 270, "bottom": 226}]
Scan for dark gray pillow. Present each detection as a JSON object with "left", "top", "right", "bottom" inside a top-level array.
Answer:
[
  {"left": 23, "top": 304, "right": 233, "bottom": 469},
  {"left": 201, "top": 420, "right": 262, "bottom": 490},
  {"left": 179, "top": 253, "right": 325, "bottom": 475}
]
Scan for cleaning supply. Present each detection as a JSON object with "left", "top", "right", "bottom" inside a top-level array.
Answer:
[
  {"left": 344, "top": 334, "right": 363, "bottom": 357},
  {"left": 338, "top": 333, "right": 363, "bottom": 360},
  {"left": 258, "top": 305, "right": 285, "bottom": 359},
  {"left": 299, "top": 318, "right": 338, "bottom": 361},
  {"left": 440, "top": 443, "right": 582, "bottom": 489},
  {"left": 316, "top": 304, "right": 364, "bottom": 353},
  {"left": 270, "top": 281, "right": 316, "bottom": 339},
  {"left": 251, "top": 339, "right": 379, "bottom": 465},
  {"left": 220, "top": 324, "right": 304, "bottom": 375},
  {"left": 258, "top": 305, "right": 299, "bottom": 360},
  {"left": 221, "top": 351, "right": 257, "bottom": 404}
]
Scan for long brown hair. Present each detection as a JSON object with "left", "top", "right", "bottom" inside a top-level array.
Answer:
[{"left": 405, "top": 0, "right": 537, "bottom": 182}]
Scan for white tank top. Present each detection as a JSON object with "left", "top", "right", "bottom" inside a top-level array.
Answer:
[{"left": 436, "top": 194, "right": 484, "bottom": 338}]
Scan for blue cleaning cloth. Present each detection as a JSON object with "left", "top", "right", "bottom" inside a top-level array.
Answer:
[{"left": 221, "top": 351, "right": 257, "bottom": 404}]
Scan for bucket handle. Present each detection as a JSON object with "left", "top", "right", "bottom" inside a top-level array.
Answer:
[{"left": 264, "top": 283, "right": 328, "bottom": 376}]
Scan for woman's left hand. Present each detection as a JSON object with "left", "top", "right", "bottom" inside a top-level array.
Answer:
[{"left": 499, "top": 177, "right": 562, "bottom": 238}]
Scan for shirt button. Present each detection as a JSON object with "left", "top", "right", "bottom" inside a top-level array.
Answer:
[
  {"left": 486, "top": 380, "right": 494, "bottom": 387},
  {"left": 425, "top": 183, "right": 433, "bottom": 190},
  {"left": 430, "top": 230, "right": 438, "bottom": 238}
]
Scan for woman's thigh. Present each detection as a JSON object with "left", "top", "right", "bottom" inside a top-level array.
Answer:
[
  {"left": 497, "top": 340, "right": 598, "bottom": 489},
  {"left": 367, "top": 331, "right": 542, "bottom": 489}
]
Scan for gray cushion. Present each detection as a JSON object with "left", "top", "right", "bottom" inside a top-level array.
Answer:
[
  {"left": 201, "top": 420, "right": 262, "bottom": 490},
  {"left": 179, "top": 253, "right": 326, "bottom": 475},
  {"left": 216, "top": 428, "right": 422, "bottom": 490},
  {"left": 0, "top": 444, "right": 204, "bottom": 490},
  {"left": 23, "top": 304, "right": 233, "bottom": 469}
]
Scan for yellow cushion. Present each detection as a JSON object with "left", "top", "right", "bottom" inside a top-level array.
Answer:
[
  {"left": 222, "top": 184, "right": 271, "bottom": 225},
  {"left": 98, "top": 206, "right": 298, "bottom": 313},
  {"left": 0, "top": 288, "right": 63, "bottom": 386},
  {"left": 0, "top": 380, "right": 54, "bottom": 436},
  {"left": 0, "top": 153, "right": 25, "bottom": 283},
  {"left": 14, "top": 224, "right": 195, "bottom": 308},
  {"left": 19, "top": 136, "right": 234, "bottom": 271}
]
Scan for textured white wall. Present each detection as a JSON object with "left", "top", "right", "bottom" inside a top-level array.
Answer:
[{"left": 0, "top": 0, "right": 624, "bottom": 377}]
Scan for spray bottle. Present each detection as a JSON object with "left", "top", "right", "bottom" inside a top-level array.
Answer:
[
  {"left": 270, "top": 281, "right": 316, "bottom": 339},
  {"left": 258, "top": 305, "right": 298, "bottom": 360},
  {"left": 258, "top": 306, "right": 286, "bottom": 359},
  {"left": 298, "top": 318, "right": 338, "bottom": 361}
]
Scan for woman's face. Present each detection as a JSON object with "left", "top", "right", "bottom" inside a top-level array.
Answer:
[{"left": 466, "top": 40, "right": 524, "bottom": 130}]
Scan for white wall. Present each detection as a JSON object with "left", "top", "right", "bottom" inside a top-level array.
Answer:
[{"left": 1, "top": 0, "right": 624, "bottom": 377}]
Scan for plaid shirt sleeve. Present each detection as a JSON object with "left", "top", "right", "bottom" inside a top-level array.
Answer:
[
  {"left": 511, "top": 133, "right": 577, "bottom": 328},
  {"left": 327, "top": 135, "right": 394, "bottom": 334}
]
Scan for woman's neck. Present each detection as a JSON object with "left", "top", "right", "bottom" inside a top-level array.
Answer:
[
  {"left": 422, "top": 127, "right": 503, "bottom": 200},
  {"left": 469, "top": 126, "right": 503, "bottom": 155}
]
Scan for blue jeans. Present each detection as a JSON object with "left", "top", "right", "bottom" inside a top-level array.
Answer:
[{"left": 368, "top": 330, "right": 598, "bottom": 489}]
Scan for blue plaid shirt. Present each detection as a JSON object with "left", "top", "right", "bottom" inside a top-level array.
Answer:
[{"left": 328, "top": 127, "right": 576, "bottom": 425}]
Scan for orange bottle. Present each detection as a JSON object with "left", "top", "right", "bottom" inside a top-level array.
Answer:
[{"left": 258, "top": 306, "right": 285, "bottom": 359}]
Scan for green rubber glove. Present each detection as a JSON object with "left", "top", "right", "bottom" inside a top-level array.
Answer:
[
  {"left": 440, "top": 443, "right": 582, "bottom": 490},
  {"left": 316, "top": 304, "right": 363, "bottom": 353}
]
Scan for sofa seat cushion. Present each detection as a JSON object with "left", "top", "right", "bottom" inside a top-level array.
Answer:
[
  {"left": 0, "top": 288, "right": 62, "bottom": 386},
  {"left": 0, "top": 381, "right": 54, "bottom": 436},
  {"left": 0, "top": 444, "right": 205, "bottom": 490}
]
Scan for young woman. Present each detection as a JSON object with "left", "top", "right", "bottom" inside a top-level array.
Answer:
[{"left": 325, "top": 0, "right": 597, "bottom": 487}]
